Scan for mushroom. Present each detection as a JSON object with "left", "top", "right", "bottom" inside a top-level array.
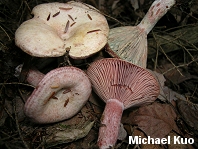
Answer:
[
  {"left": 106, "top": 0, "right": 175, "bottom": 68},
  {"left": 15, "top": 1, "right": 109, "bottom": 59},
  {"left": 24, "top": 66, "right": 92, "bottom": 123},
  {"left": 87, "top": 58, "right": 160, "bottom": 149}
]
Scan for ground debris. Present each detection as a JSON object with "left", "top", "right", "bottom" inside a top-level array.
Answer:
[{"left": 45, "top": 121, "right": 94, "bottom": 147}]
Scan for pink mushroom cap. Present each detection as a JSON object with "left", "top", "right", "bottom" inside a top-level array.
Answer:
[
  {"left": 87, "top": 58, "right": 160, "bottom": 148},
  {"left": 24, "top": 66, "right": 92, "bottom": 123}
]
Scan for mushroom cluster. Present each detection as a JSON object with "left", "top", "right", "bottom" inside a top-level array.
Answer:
[
  {"left": 14, "top": 1, "right": 166, "bottom": 148},
  {"left": 15, "top": 1, "right": 109, "bottom": 59},
  {"left": 14, "top": 1, "right": 109, "bottom": 123}
]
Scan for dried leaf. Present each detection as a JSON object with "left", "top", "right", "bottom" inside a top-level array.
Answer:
[
  {"left": 130, "top": 0, "right": 139, "bottom": 10},
  {"left": 81, "top": 129, "right": 98, "bottom": 148},
  {"left": 168, "top": 131, "right": 194, "bottom": 149},
  {"left": 148, "top": 70, "right": 166, "bottom": 102},
  {"left": 191, "top": 0, "right": 198, "bottom": 15},
  {"left": 156, "top": 60, "right": 197, "bottom": 85},
  {"left": 133, "top": 128, "right": 164, "bottom": 149},
  {"left": 123, "top": 102, "right": 180, "bottom": 138},
  {"left": 45, "top": 121, "right": 94, "bottom": 147},
  {"left": 149, "top": 70, "right": 186, "bottom": 102},
  {"left": 177, "top": 99, "right": 198, "bottom": 135},
  {"left": 0, "top": 97, "right": 25, "bottom": 126},
  {"left": 118, "top": 123, "right": 127, "bottom": 140},
  {"left": 0, "top": 100, "right": 12, "bottom": 126},
  {"left": 161, "top": 86, "right": 186, "bottom": 102}
]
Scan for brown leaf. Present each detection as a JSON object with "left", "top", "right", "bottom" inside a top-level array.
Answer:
[
  {"left": 133, "top": 128, "right": 165, "bottom": 149},
  {"left": 177, "top": 99, "right": 198, "bottom": 135},
  {"left": 148, "top": 70, "right": 166, "bottom": 102},
  {"left": 123, "top": 102, "right": 180, "bottom": 138},
  {"left": 81, "top": 129, "right": 98, "bottom": 149},
  {"left": 168, "top": 131, "right": 194, "bottom": 149},
  {"left": 45, "top": 121, "right": 94, "bottom": 147},
  {"left": 156, "top": 60, "right": 197, "bottom": 85},
  {"left": 148, "top": 70, "right": 187, "bottom": 102}
]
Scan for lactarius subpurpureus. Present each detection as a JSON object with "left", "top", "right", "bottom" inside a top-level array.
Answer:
[
  {"left": 15, "top": 1, "right": 109, "bottom": 59},
  {"left": 87, "top": 58, "right": 160, "bottom": 149},
  {"left": 24, "top": 66, "right": 92, "bottom": 123},
  {"left": 106, "top": 0, "right": 175, "bottom": 68}
]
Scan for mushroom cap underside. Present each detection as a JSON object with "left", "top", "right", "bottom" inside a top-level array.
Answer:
[
  {"left": 107, "top": 26, "right": 148, "bottom": 68},
  {"left": 87, "top": 58, "right": 160, "bottom": 109},
  {"left": 15, "top": 1, "right": 109, "bottom": 59}
]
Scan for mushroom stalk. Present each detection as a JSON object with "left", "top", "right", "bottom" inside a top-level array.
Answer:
[
  {"left": 107, "top": 0, "right": 175, "bottom": 68},
  {"left": 137, "top": 0, "right": 175, "bottom": 34},
  {"left": 87, "top": 58, "right": 160, "bottom": 148},
  {"left": 98, "top": 99, "right": 124, "bottom": 149},
  {"left": 26, "top": 69, "right": 44, "bottom": 87}
]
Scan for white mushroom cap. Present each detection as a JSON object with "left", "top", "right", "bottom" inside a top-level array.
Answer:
[{"left": 15, "top": 1, "right": 109, "bottom": 59}]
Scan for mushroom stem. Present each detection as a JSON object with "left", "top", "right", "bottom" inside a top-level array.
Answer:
[
  {"left": 98, "top": 99, "right": 124, "bottom": 149},
  {"left": 26, "top": 69, "right": 45, "bottom": 87},
  {"left": 106, "top": 0, "right": 175, "bottom": 68},
  {"left": 137, "top": 0, "right": 175, "bottom": 34}
]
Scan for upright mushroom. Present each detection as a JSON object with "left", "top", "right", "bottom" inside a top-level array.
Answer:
[
  {"left": 24, "top": 66, "right": 92, "bottom": 123},
  {"left": 15, "top": 1, "right": 109, "bottom": 59},
  {"left": 106, "top": 0, "right": 175, "bottom": 68},
  {"left": 87, "top": 58, "right": 160, "bottom": 149}
]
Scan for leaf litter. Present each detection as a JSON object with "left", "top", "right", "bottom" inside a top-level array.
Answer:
[{"left": 123, "top": 102, "right": 180, "bottom": 138}]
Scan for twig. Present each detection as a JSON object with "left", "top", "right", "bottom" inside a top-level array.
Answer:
[
  {"left": 164, "top": 24, "right": 196, "bottom": 32},
  {"left": 158, "top": 33, "right": 198, "bottom": 65},
  {"left": 23, "top": 0, "right": 31, "bottom": 13},
  {"left": 17, "top": 88, "right": 27, "bottom": 103},
  {"left": 162, "top": 58, "right": 198, "bottom": 75},
  {"left": 0, "top": 130, "right": 19, "bottom": 141},
  {"left": 78, "top": 1, "right": 125, "bottom": 26},
  {"left": 2, "top": 104, "right": 15, "bottom": 121},
  {"left": 152, "top": 30, "right": 184, "bottom": 76},
  {"left": 155, "top": 29, "right": 198, "bottom": 53},
  {"left": 0, "top": 82, "right": 35, "bottom": 88},
  {"left": 13, "top": 100, "right": 29, "bottom": 149},
  {"left": 182, "top": 11, "right": 198, "bottom": 22},
  {"left": 191, "top": 84, "right": 197, "bottom": 98},
  {"left": 0, "top": 41, "right": 8, "bottom": 50},
  {"left": 151, "top": 30, "right": 159, "bottom": 71},
  {"left": 0, "top": 25, "right": 11, "bottom": 40}
]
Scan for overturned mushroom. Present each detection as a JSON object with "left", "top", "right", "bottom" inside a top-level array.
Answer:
[
  {"left": 87, "top": 58, "right": 159, "bottom": 149},
  {"left": 15, "top": 1, "right": 109, "bottom": 59},
  {"left": 106, "top": 0, "right": 175, "bottom": 68},
  {"left": 24, "top": 66, "right": 91, "bottom": 123}
]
